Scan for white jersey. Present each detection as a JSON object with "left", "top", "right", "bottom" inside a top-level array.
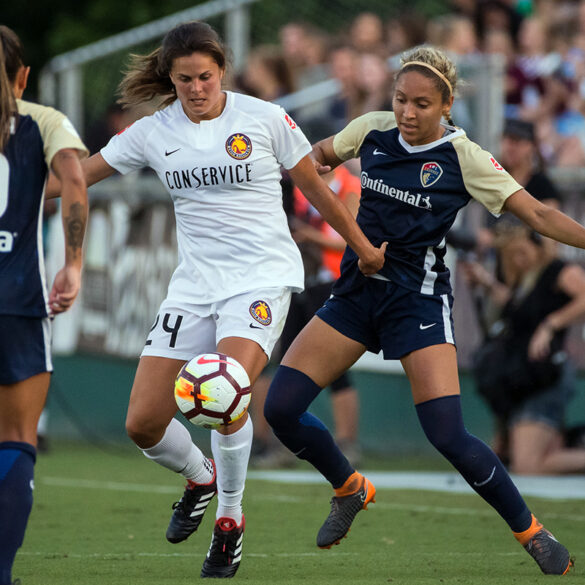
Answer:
[{"left": 101, "top": 91, "right": 310, "bottom": 304}]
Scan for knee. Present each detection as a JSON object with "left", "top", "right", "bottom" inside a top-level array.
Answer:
[
  {"left": 263, "top": 365, "right": 321, "bottom": 431},
  {"left": 125, "top": 412, "right": 164, "bottom": 449},
  {"left": 263, "top": 389, "right": 292, "bottom": 431}
]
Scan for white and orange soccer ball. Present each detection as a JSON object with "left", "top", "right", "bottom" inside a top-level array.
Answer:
[{"left": 174, "top": 352, "right": 251, "bottom": 429}]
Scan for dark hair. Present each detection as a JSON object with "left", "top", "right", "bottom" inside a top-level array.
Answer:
[
  {"left": 118, "top": 21, "right": 228, "bottom": 108},
  {"left": 503, "top": 118, "right": 535, "bottom": 142},
  {"left": 0, "top": 25, "right": 24, "bottom": 151}
]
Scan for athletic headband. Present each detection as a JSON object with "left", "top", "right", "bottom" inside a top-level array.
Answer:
[{"left": 401, "top": 61, "right": 453, "bottom": 97}]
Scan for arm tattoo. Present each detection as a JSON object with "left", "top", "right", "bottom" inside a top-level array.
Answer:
[{"left": 65, "top": 201, "right": 86, "bottom": 256}]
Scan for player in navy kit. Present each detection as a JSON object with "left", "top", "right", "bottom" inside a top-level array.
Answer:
[
  {"left": 48, "top": 21, "right": 384, "bottom": 578},
  {"left": 0, "top": 25, "right": 88, "bottom": 585},
  {"left": 264, "top": 46, "right": 585, "bottom": 576}
]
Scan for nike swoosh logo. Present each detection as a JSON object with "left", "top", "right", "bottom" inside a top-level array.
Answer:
[
  {"left": 165, "top": 148, "right": 181, "bottom": 156},
  {"left": 419, "top": 323, "right": 436, "bottom": 330},
  {"left": 473, "top": 466, "right": 496, "bottom": 487},
  {"left": 196, "top": 355, "right": 236, "bottom": 366},
  {"left": 249, "top": 323, "right": 263, "bottom": 329},
  {"left": 373, "top": 148, "right": 388, "bottom": 156}
]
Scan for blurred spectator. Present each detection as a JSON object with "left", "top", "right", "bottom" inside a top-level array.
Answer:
[
  {"left": 353, "top": 52, "right": 393, "bottom": 115},
  {"left": 426, "top": 14, "right": 476, "bottom": 130},
  {"left": 278, "top": 21, "right": 329, "bottom": 90},
  {"left": 348, "top": 12, "right": 386, "bottom": 56},
  {"left": 507, "top": 15, "right": 554, "bottom": 121},
  {"left": 385, "top": 13, "right": 428, "bottom": 57},
  {"left": 465, "top": 223, "right": 585, "bottom": 475},
  {"left": 85, "top": 102, "right": 131, "bottom": 154},
  {"left": 427, "top": 13, "right": 479, "bottom": 57},
  {"left": 326, "top": 43, "right": 360, "bottom": 131},
  {"left": 474, "top": 0, "right": 523, "bottom": 46},
  {"left": 237, "top": 45, "right": 294, "bottom": 101},
  {"left": 498, "top": 118, "right": 561, "bottom": 208}
]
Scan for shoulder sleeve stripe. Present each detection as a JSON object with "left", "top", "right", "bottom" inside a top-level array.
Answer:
[{"left": 333, "top": 111, "right": 397, "bottom": 161}]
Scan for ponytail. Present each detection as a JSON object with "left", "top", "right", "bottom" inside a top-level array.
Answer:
[
  {"left": 0, "top": 26, "right": 24, "bottom": 152},
  {"left": 0, "top": 35, "right": 16, "bottom": 152}
]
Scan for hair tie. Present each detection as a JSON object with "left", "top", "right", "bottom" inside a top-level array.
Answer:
[{"left": 401, "top": 61, "right": 453, "bottom": 97}]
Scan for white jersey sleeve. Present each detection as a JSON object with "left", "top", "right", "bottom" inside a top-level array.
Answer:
[
  {"left": 267, "top": 107, "right": 311, "bottom": 170},
  {"left": 100, "top": 117, "right": 151, "bottom": 174}
]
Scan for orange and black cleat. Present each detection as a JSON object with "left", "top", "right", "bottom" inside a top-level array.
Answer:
[
  {"left": 514, "top": 514, "right": 574, "bottom": 575},
  {"left": 317, "top": 472, "right": 376, "bottom": 549}
]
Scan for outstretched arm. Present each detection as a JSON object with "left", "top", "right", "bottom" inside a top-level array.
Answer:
[
  {"left": 47, "top": 148, "right": 88, "bottom": 314},
  {"left": 288, "top": 155, "right": 385, "bottom": 276},
  {"left": 504, "top": 189, "right": 585, "bottom": 249},
  {"left": 46, "top": 152, "right": 116, "bottom": 199}
]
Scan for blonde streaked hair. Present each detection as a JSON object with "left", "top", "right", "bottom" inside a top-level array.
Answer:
[{"left": 397, "top": 46, "right": 458, "bottom": 125}]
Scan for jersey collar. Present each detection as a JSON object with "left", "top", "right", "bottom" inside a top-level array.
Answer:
[{"left": 398, "top": 125, "right": 466, "bottom": 153}]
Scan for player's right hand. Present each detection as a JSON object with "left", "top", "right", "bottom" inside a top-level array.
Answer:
[
  {"left": 358, "top": 241, "right": 387, "bottom": 276},
  {"left": 48, "top": 265, "right": 82, "bottom": 315}
]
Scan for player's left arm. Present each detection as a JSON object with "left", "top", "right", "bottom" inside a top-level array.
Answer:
[
  {"left": 48, "top": 148, "right": 88, "bottom": 314},
  {"left": 288, "top": 155, "right": 386, "bottom": 275},
  {"left": 504, "top": 188, "right": 585, "bottom": 249}
]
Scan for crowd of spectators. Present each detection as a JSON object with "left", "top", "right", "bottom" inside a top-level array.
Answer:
[{"left": 235, "top": 1, "right": 585, "bottom": 166}]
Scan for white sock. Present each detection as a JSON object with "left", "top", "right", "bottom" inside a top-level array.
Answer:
[
  {"left": 211, "top": 416, "right": 253, "bottom": 523},
  {"left": 142, "top": 418, "right": 214, "bottom": 484}
]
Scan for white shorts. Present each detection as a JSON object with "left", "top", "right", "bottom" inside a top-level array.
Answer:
[{"left": 141, "top": 287, "right": 292, "bottom": 361}]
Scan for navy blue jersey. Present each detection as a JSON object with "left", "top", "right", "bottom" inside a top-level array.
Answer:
[
  {"left": 0, "top": 100, "right": 87, "bottom": 317},
  {"left": 332, "top": 112, "right": 522, "bottom": 296}
]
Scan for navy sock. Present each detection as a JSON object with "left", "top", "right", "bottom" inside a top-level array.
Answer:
[
  {"left": 415, "top": 395, "right": 532, "bottom": 532},
  {"left": 0, "top": 442, "right": 36, "bottom": 585},
  {"left": 265, "top": 365, "right": 354, "bottom": 488}
]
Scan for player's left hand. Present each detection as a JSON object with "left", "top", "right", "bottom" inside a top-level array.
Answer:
[
  {"left": 49, "top": 265, "right": 82, "bottom": 315},
  {"left": 358, "top": 241, "right": 387, "bottom": 276}
]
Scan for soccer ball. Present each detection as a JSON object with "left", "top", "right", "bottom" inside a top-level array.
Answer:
[{"left": 174, "top": 352, "right": 251, "bottom": 429}]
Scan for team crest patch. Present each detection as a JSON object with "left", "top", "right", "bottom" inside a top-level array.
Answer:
[
  {"left": 420, "top": 162, "right": 443, "bottom": 187},
  {"left": 249, "top": 300, "right": 272, "bottom": 326},
  {"left": 225, "top": 133, "right": 252, "bottom": 160}
]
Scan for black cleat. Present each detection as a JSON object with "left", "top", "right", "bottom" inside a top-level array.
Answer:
[
  {"left": 200, "top": 516, "right": 245, "bottom": 578},
  {"left": 317, "top": 473, "right": 375, "bottom": 549},
  {"left": 166, "top": 460, "right": 217, "bottom": 544},
  {"left": 524, "top": 527, "right": 573, "bottom": 575}
]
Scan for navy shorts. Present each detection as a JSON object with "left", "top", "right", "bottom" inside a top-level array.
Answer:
[
  {"left": 316, "top": 278, "right": 455, "bottom": 360},
  {"left": 0, "top": 315, "right": 53, "bottom": 384}
]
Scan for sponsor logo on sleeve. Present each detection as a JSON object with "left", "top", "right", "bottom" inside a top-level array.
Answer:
[
  {"left": 284, "top": 113, "right": 297, "bottom": 130},
  {"left": 490, "top": 156, "right": 504, "bottom": 171}
]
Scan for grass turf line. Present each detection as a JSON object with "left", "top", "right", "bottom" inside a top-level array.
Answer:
[{"left": 15, "top": 442, "right": 583, "bottom": 584}]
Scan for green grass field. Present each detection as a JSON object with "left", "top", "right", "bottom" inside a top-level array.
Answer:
[{"left": 15, "top": 442, "right": 583, "bottom": 584}]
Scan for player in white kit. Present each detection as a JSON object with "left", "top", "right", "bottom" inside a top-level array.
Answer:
[{"left": 54, "top": 21, "right": 385, "bottom": 578}]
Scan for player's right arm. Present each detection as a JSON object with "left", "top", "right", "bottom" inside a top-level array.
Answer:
[
  {"left": 311, "top": 136, "right": 343, "bottom": 175},
  {"left": 48, "top": 148, "right": 88, "bottom": 314},
  {"left": 46, "top": 152, "right": 117, "bottom": 198}
]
